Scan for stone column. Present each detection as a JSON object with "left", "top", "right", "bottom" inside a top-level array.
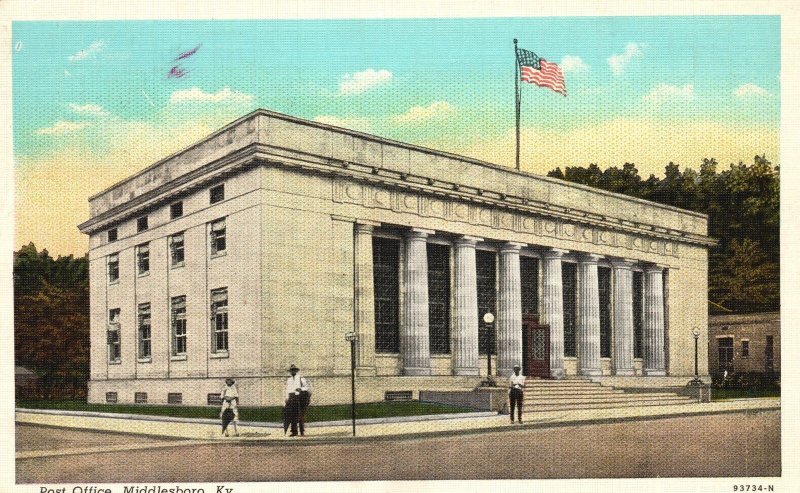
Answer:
[
  {"left": 402, "top": 228, "right": 432, "bottom": 376},
  {"left": 540, "top": 248, "right": 567, "bottom": 379},
  {"left": 453, "top": 236, "right": 481, "bottom": 375},
  {"left": 576, "top": 254, "right": 602, "bottom": 376},
  {"left": 497, "top": 242, "right": 525, "bottom": 376},
  {"left": 643, "top": 264, "right": 667, "bottom": 376},
  {"left": 354, "top": 222, "right": 379, "bottom": 376},
  {"left": 611, "top": 259, "right": 635, "bottom": 376}
]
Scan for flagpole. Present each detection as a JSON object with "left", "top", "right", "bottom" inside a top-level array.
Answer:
[{"left": 514, "top": 38, "right": 521, "bottom": 171}]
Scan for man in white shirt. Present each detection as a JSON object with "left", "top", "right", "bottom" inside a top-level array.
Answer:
[
  {"left": 509, "top": 365, "right": 526, "bottom": 424},
  {"left": 285, "top": 364, "right": 311, "bottom": 437},
  {"left": 220, "top": 378, "right": 239, "bottom": 436}
]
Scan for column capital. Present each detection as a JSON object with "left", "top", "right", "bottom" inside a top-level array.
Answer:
[
  {"left": 576, "top": 253, "right": 603, "bottom": 263},
  {"left": 407, "top": 227, "right": 435, "bottom": 239},
  {"left": 330, "top": 214, "right": 356, "bottom": 223},
  {"left": 542, "top": 248, "right": 569, "bottom": 259},
  {"left": 354, "top": 222, "right": 378, "bottom": 234},
  {"left": 455, "top": 235, "right": 483, "bottom": 246},
  {"left": 643, "top": 263, "right": 666, "bottom": 273},
  {"left": 609, "top": 258, "right": 637, "bottom": 269},
  {"left": 355, "top": 219, "right": 381, "bottom": 227},
  {"left": 500, "top": 242, "right": 526, "bottom": 254}
]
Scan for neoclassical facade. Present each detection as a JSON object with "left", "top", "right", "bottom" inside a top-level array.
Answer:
[{"left": 79, "top": 109, "right": 713, "bottom": 406}]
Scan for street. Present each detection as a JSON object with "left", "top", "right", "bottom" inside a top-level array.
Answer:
[{"left": 16, "top": 410, "right": 780, "bottom": 482}]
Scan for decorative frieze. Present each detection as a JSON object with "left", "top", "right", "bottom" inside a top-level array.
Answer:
[{"left": 333, "top": 179, "right": 681, "bottom": 258}]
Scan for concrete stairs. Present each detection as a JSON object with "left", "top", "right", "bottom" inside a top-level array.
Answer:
[{"left": 521, "top": 379, "right": 695, "bottom": 412}]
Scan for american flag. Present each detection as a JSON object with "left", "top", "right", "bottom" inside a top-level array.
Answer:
[{"left": 517, "top": 48, "right": 566, "bottom": 96}]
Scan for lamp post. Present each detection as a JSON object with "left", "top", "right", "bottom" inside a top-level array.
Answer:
[
  {"left": 345, "top": 331, "right": 359, "bottom": 436},
  {"left": 688, "top": 327, "right": 703, "bottom": 386},
  {"left": 480, "top": 312, "right": 496, "bottom": 387}
]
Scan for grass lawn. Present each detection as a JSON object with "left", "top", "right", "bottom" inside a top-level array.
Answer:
[
  {"left": 711, "top": 388, "right": 781, "bottom": 401},
  {"left": 16, "top": 399, "right": 478, "bottom": 422}
]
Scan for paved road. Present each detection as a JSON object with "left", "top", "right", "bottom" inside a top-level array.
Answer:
[{"left": 16, "top": 410, "right": 780, "bottom": 482}]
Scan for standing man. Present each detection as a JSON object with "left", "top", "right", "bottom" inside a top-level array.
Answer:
[
  {"left": 509, "top": 364, "right": 526, "bottom": 424},
  {"left": 220, "top": 378, "right": 239, "bottom": 436},
  {"left": 285, "top": 364, "right": 311, "bottom": 437}
]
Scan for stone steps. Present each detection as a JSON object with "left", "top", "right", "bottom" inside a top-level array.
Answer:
[
  {"left": 524, "top": 394, "right": 693, "bottom": 406},
  {"left": 524, "top": 397, "right": 695, "bottom": 412}
]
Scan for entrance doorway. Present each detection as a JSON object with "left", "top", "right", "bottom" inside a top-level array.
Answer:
[{"left": 523, "top": 315, "right": 551, "bottom": 379}]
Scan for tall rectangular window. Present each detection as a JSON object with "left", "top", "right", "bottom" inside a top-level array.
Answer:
[
  {"left": 107, "top": 228, "right": 118, "bottom": 242},
  {"left": 373, "top": 237, "right": 400, "bottom": 353},
  {"left": 107, "top": 308, "right": 121, "bottom": 363},
  {"left": 477, "top": 250, "right": 496, "bottom": 356},
  {"left": 718, "top": 337, "right": 734, "bottom": 373},
  {"left": 171, "top": 296, "right": 187, "bottom": 356},
  {"left": 598, "top": 266, "right": 612, "bottom": 358},
  {"left": 520, "top": 256, "right": 539, "bottom": 320},
  {"left": 138, "top": 303, "right": 152, "bottom": 360},
  {"left": 211, "top": 288, "right": 229, "bottom": 353},
  {"left": 107, "top": 253, "right": 119, "bottom": 283},
  {"left": 170, "top": 233, "right": 185, "bottom": 266},
  {"left": 137, "top": 243, "right": 150, "bottom": 275},
  {"left": 137, "top": 216, "right": 148, "bottom": 232},
  {"left": 632, "top": 271, "right": 644, "bottom": 359},
  {"left": 210, "top": 184, "right": 225, "bottom": 204},
  {"left": 170, "top": 201, "right": 183, "bottom": 219},
  {"left": 427, "top": 243, "right": 450, "bottom": 354},
  {"left": 210, "top": 218, "right": 226, "bottom": 256},
  {"left": 562, "top": 262, "right": 577, "bottom": 357},
  {"left": 741, "top": 340, "right": 750, "bottom": 358},
  {"left": 765, "top": 335, "right": 774, "bottom": 370}
]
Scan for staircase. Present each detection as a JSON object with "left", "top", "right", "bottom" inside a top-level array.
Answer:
[{"left": 522, "top": 379, "right": 695, "bottom": 413}]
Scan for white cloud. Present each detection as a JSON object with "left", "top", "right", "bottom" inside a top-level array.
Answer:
[
  {"left": 313, "top": 115, "right": 372, "bottom": 132},
  {"left": 337, "top": 68, "right": 393, "bottom": 96},
  {"left": 169, "top": 87, "right": 254, "bottom": 104},
  {"left": 642, "top": 83, "right": 694, "bottom": 104},
  {"left": 393, "top": 102, "right": 455, "bottom": 123},
  {"left": 607, "top": 43, "right": 643, "bottom": 76},
  {"left": 734, "top": 83, "right": 770, "bottom": 98},
  {"left": 560, "top": 56, "right": 589, "bottom": 73},
  {"left": 68, "top": 40, "right": 105, "bottom": 62},
  {"left": 69, "top": 103, "right": 109, "bottom": 116},
  {"left": 36, "top": 120, "right": 90, "bottom": 135}
]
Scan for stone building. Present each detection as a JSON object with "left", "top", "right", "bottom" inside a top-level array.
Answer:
[
  {"left": 708, "top": 312, "right": 780, "bottom": 379},
  {"left": 78, "top": 109, "right": 714, "bottom": 406}
]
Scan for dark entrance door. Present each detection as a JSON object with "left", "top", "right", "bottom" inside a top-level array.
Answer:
[{"left": 522, "top": 316, "right": 550, "bottom": 379}]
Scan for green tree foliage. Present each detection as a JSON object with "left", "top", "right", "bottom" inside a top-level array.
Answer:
[
  {"left": 548, "top": 156, "right": 779, "bottom": 313},
  {"left": 14, "top": 243, "right": 89, "bottom": 399}
]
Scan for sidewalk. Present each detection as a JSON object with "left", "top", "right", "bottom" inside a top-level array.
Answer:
[{"left": 16, "top": 398, "right": 779, "bottom": 443}]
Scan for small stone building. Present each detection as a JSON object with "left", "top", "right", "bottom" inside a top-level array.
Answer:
[
  {"left": 78, "top": 109, "right": 714, "bottom": 406},
  {"left": 708, "top": 311, "right": 780, "bottom": 379}
]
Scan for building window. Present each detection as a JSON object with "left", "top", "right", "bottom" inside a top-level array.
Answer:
[
  {"left": 170, "top": 233, "right": 185, "bottom": 266},
  {"left": 207, "top": 393, "right": 223, "bottom": 405},
  {"left": 210, "top": 218, "right": 226, "bottom": 256},
  {"left": 170, "top": 201, "right": 183, "bottom": 219},
  {"left": 107, "top": 228, "right": 118, "bottom": 242},
  {"left": 105, "top": 392, "right": 118, "bottom": 404},
  {"left": 171, "top": 296, "right": 187, "bottom": 356},
  {"left": 562, "top": 262, "right": 577, "bottom": 357},
  {"left": 632, "top": 271, "right": 644, "bottom": 359},
  {"left": 598, "top": 266, "right": 612, "bottom": 358},
  {"left": 107, "top": 253, "right": 119, "bottom": 284},
  {"left": 373, "top": 237, "right": 400, "bottom": 353},
  {"left": 765, "top": 335, "right": 774, "bottom": 371},
  {"left": 210, "top": 184, "right": 225, "bottom": 204},
  {"left": 137, "top": 216, "right": 148, "bottom": 232},
  {"left": 135, "top": 392, "right": 148, "bottom": 404},
  {"left": 427, "top": 243, "right": 450, "bottom": 355},
  {"left": 211, "top": 288, "right": 229, "bottom": 353},
  {"left": 741, "top": 340, "right": 750, "bottom": 358},
  {"left": 107, "top": 308, "right": 121, "bottom": 363},
  {"left": 138, "top": 303, "right": 152, "bottom": 360},
  {"left": 477, "top": 250, "right": 497, "bottom": 356},
  {"left": 520, "top": 256, "right": 539, "bottom": 320},
  {"left": 168, "top": 393, "right": 183, "bottom": 405},
  {"left": 718, "top": 337, "right": 734, "bottom": 373},
  {"left": 137, "top": 243, "right": 150, "bottom": 275}
]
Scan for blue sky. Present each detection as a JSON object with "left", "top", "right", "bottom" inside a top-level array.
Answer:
[{"left": 12, "top": 16, "right": 780, "bottom": 255}]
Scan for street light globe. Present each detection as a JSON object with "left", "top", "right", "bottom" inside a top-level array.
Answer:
[
  {"left": 692, "top": 327, "right": 701, "bottom": 338},
  {"left": 483, "top": 312, "right": 495, "bottom": 324}
]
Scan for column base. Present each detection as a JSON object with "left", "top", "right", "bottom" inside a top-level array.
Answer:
[
  {"left": 644, "top": 369, "right": 667, "bottom": 376},
  {"left": 614, "top": 368, "right": 636, "bottom": 376},
  {"left": 550, "top": 368, "right": 566, "bottom": 379},
  {"left": 453, "top": 367, "right": 480, "bottom": 376},
  {"left": 579, "top": 368, "right": 603, "bottom": 377},
  {"left": 355, "top": 366, "right": 377, "bottom": 377},
  {"left": 403, "top": 367, "right": 432, "bottom": 376}
]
